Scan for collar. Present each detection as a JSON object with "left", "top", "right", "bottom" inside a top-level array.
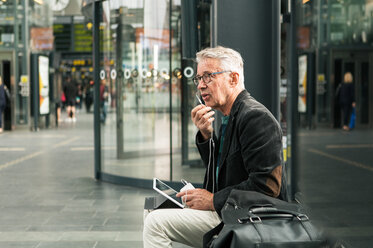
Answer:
[{"left": 229, "top": 89, "right": 249, "bottom": 117}]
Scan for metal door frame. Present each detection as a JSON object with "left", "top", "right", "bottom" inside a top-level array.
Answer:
[
  {"left": 0, "top": 51, "right": 16, "bottom": 130},
  {"left": 331, "top": 50, "right": 372, "bottom": 128}
]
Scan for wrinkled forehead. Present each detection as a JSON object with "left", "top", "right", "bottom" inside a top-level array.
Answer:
[{"left": 197, "top": 58, "right": 222, "bottom": 74}]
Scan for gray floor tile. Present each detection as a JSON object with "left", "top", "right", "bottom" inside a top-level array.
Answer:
[
  {"left": 115, "top": 231, "right": 143, "bottom": 241},
  {"left": 59, "top": 231, "right": 119, "bottom": 241},
  {"left": 90, "top": 224, "right": 143, "bottom": 231},
  {"left": 0, "top": 232, "right": 62, "bottom": 242},
  {"left": 36, "top": 241, "right": 96, "bottom": 248},
  {"left": 26, "top": 225, "right": 92, "bottom": 232},
  {"left": 344, "top": 237, "right": 373, "bottom": 248},
  {"left": 0, "top": 242, "right": 38, "bottom": 248},
  {"left": 0, "top": 225, "right": 30, "bottom": 232},
  {"left": 45, "top": 216, "right": 107, "bottom": 226},
  {"left": 95, "top": 241, "right": 143, "bottom": 248}
]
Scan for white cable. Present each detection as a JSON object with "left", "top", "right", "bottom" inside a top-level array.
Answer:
[
  {"left": 211, "top": 138, "right": 215, "bottom": 193},
  {"left": 205, "top": 135, "right": 216, "bottom": 193},
  {"left": 205, "top": 138, "right": 211, "bottom": 190}
]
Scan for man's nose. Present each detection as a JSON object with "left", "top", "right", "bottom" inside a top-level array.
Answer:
[{"left": 197, "top": 81, "right": 207, "bottom": 89}]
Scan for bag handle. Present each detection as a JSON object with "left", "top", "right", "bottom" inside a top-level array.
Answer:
[
  {"left": 237, "top": 207, "right": 308, "bottom": 224},
  {"left": 239, "top": 207, "right": 319, "bottom": 242},
  {"left": 249, "top": 207, "right": 309, "bottom": 220}
]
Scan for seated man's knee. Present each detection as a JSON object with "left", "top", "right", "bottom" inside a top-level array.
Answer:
[{"left": 144, "top": 210, "right": 165, "bottom": 233}]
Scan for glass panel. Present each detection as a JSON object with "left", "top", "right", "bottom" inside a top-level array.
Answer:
[
  {"left": 16, "top": 53, "right": 28, "bottom": 124},
  {"left": 360, "top": 62, "right": 369, "bottom": 124},
  {"left": 101, "top": 0, "right": 173, "bottom": 181},
  {"left": 100, "top": 1, "right": 120, "bottom": 177},
  {"left": 99, "top": 0, "right": 206, "bottom": 184},
  {"left": 0, "top": 25, "right": 14, "bottom": 47},
  {"left": 327, "top": 0, "right": 373, "bottom": 45},
  {"left": 170, "top": 0, "right": 204, "bottom": 182},
  {"left": 0, "top": 1, "right": 15, "bottom": 47}
]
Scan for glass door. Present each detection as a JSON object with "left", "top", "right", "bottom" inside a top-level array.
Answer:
[
  {"left": 99, "top": 0, "right": 206, "bottom": 185},
  {"left": 332, "top": 52, "right": 372, "bottom": 129},
  {"left": 0, "top": 52, "right": 14, "bottom": 130},
  {"left": 101, "top": 0, "right": 174, "bottom": 181},
  {"left": 356, "top": 61, "right": 370, "bottom": 127}
]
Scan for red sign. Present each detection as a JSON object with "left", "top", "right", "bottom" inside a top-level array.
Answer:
[{"left": 30, "top": 27, "right": 54, "bottom": 51}]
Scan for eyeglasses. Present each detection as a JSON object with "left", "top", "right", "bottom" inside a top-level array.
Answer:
[{"left": 193, "top": 71, "right": 231, "bottom": 86}]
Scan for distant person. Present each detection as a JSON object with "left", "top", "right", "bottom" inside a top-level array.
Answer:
[
  {"left": 76, "top": 84, "right": 83, "bottom": 111},
  {"left": 64, "top": 76, "right": 78, "bottom": 122},
  {"left": 0, "top": 77, "right": 7, "bottom": 133},
  {"left": 100, "top": 79, "right": 109, "bottom": 124},
  {"left": 56, "top": 95, "right": 62, "bottom": 123},
  {"left": 85, "top": 79, "right": 94, "bottom": 113},
  {"left": 338, "top": 72, "right": 355, "bottom": 131}
]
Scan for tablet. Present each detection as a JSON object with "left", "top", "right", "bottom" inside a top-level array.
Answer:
[{"left": 153, "top": 178, "right": 184, "bottom": 208}]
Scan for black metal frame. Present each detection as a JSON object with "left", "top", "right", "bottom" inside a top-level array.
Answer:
[
  {"left": 93, "top": 0, "right": 101, "bottom": 180},
  {"left": 288, "top": 0, "right": 299, "bottom": 201}
]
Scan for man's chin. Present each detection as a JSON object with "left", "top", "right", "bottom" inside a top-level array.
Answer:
[{"left": 205, "top": 103, "right": 215, "bottom": 109}]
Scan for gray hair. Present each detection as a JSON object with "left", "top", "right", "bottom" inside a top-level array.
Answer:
[{"left": 196, "top": 46, "right": 245, "bottom": 88}]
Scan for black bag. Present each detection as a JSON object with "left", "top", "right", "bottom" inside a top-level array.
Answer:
[{"left": 204, "top": 190, "right": 328, "bottom": 248}]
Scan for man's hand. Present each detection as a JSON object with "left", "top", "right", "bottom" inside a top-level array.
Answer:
[
  {"left": 176, "top": 189, "right": 215, "bottom": 211},
  {"left": 191, "top": 105, "right": 215, "bottom": 140}
]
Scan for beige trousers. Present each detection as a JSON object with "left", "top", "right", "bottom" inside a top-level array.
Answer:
[{"left": 143, "top": 208, "right": 221, "bottom": 248}]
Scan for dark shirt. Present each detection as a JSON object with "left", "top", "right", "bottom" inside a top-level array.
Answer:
[
  {"left": 216, "top": 115, "right": 230, "bottom": 185},
  {"left": 64, "top": 81, "right": 78, "bottom": 100},
  {"left": 339, "top": 82, "right": 355, "bottom": 106}
]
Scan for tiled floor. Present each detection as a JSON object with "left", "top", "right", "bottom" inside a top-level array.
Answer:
[
  {"left": 0, "top": 111, "right": 192, "bottom": 248},
  {"left": 0, "top": 117, "right": 148, "bottom": 247},
  {"left": 298, "top": 128, "right": 373, "bottom": 248},
  {"left": 1, "top": 111, "right": 373, "bottom": 247}
]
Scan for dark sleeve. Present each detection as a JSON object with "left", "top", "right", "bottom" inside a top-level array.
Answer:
[
  {"left": 351, "top": 84, "right": 355, "bottom": 102},
  {"left": 213, "top": 109, "right": 283, "bottom": 213}
]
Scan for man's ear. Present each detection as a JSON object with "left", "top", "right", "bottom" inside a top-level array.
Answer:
[{"left": 229, "top": 72, "right": 240, "bottom": 87}]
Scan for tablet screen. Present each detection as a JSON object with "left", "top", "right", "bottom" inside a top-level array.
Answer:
[{"left": 153, "top": 178, "right": 184, "bottom": 208}]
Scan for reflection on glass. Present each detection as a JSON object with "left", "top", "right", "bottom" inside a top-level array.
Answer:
[{"left": 100, "top": 0, "right": 204, "bottom": 183}]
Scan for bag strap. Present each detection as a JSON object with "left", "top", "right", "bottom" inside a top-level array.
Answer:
[
  {"left": 299, "top": 218, "right": 320, "bottom": 241},
  {"left": 203, "top": 221, "right": 224, "bottom": 248}
]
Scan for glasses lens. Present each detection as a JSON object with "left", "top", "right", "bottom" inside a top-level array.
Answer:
[
  {"left": 193, "top": 76, "right": 200, "bottom": 86},
  {"left": 202, "top": 73, "right": 211, "bottom": 84}
]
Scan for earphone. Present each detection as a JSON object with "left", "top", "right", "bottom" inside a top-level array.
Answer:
[{"left": 196, "top": 93, "right": 216, "bottom": 193}]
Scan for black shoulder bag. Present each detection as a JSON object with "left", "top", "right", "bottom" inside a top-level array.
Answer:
[{"left": 204, "top": 190, "right": 328, "bottom": 248}]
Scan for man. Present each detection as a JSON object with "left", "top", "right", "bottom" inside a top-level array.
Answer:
[
  {"left": 63, "top": 76, "right": 78, "bottom": 122},
  {"left": 338, "top": 72, "right": 355, "bottom": 131},
  {"left": 143, "top": 46, "right": 288, "bottom": 247}
]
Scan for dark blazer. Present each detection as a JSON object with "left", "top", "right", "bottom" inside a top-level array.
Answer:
[{"left": 196, "top": 90, "right": 288, "bottom": 215}]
